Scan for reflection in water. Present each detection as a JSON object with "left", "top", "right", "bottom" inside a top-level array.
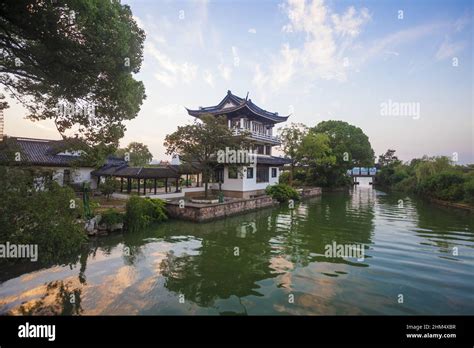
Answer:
[{"left": 0, "top": 187, "right": 473, "bottom": 315}]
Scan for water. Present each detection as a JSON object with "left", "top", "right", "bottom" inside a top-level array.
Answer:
[{"left": 1, "top": 184, "right": 473, "bottom": 315}]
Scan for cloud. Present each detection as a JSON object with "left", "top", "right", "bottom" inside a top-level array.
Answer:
[
  {"left": 332, "top": 7, "right": 370, "bottom": 38},
  {"left": 146, "top": 43, "right": 198, "bottom": 86},
  {"left": 218, "top": 62, "right": 232, "bottom": 80},
  {"left": 203, "top": 70, "right": 215, "bottom": 87},
  {"left": 248, "top": 28, "right": 257, "bottom": 34},
  {"left": 254, "top": 0, "right": 370, "bottom": 97},
  {"left": 435, "top": 37, "right": 466, "bottom": 60}
]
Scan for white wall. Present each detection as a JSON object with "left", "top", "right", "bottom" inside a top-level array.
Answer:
[
  {"left": 218, "top": 165, "right": 279, "bottom": 192},
  {"left": 49, "top": 167, "right": 97, "bottom": 188}
]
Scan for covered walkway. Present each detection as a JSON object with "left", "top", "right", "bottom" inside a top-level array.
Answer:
[{"left": 91, "top": 163, "right": 202, "bottom": 196}]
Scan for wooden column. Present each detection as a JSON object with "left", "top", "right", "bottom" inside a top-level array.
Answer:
[
  {"left": 154, "top": 178, "right": 157, "bottom": 194},
  {"left": 143, "top": 179, "right": 147, "bottom": 195},
  {"left": 165, "top": 178, "right": 168, "bottom": 193},
  {"left": 120, "top": 177, "right": 124, "bottom": 192},
  {"left": 137, "top": 178, "right": 140, "bottom": 195},
  {"left": 175, "top": 178, "right": 179, "bottom": 192},
  {"left": 127, "top": 178, "right": 131, "bottom": 193},
  {"left": 186, "top": 174, "right": 189, "bottom": 187}
]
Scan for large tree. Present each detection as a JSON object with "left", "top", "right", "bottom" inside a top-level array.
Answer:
[
  {"left": 0, "top": 0, "right": 146, "bottom": 146},
  {"left": 164, "top": 115, "right": 250, "bottom": 197},
  {"left": 116, "top": 141, "right": 153, "bottom": 166},
  {"left": 310, "top": 121, "right": 374, "bottom": 186}
]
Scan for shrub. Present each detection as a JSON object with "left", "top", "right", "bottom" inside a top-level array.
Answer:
[
  {"left": 265, "top": 183, "right": 300, "bottom": 203},
  {"left": 0, "top": 167, "right": 86, "bottom": 265},
  {"left": 99, "top": 177, "right": 118, "bottom": 200},
  {"left": 418, "top": 172, "right": 465, "bottom": 201},
  {"left": 100, "top": 209, "right": 124, "bottom": 227},
  {"left": 278, "top": 171, "right": 290, "bottom": 185},
  {"left": 124, "top": 196, "right": 167, "bottom": 233},
  {"left": 463, "top": 178, "right": 474, "bottom": 203}
]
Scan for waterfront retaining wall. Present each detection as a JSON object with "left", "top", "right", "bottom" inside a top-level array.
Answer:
[{"left": 165, "top": 196, "right": 277, "bottom": 222}]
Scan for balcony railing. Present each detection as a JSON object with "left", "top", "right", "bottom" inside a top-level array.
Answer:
[{"left": 232, "top": 128, "right": 279, "bottom": 143}]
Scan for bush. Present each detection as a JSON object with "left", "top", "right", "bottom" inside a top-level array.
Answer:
[
  {"left": 100, "top": 209, "right": 124, "bottom": 227},
  {"left": 265, "top": 183, "right": 300, "bottom": 203},
  {"left": 278, "top": 171, "right": 290, "bottom": 185},
  {"left": 463, "top": 178, "right": 474, "bottom": 203},
  {"left": 124, "top": 196, "right": 167, "bottom": 233},
  {"left": 0, "top": 167, "right": 86, "bottom": 265},
  {"left": 99, "top": 177, "right": 118, "bottom": 200},
  {"left": 418, "top": 172, "right": 465, "bottom": 201}
]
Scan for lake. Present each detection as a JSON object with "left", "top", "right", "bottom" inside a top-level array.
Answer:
[{"left": 1, "top": 184, "right": 473, "bottom": 315}]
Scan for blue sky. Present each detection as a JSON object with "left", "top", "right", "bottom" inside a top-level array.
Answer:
[{"left": 5, "top": 0, "right": 473, "bottom": 163}]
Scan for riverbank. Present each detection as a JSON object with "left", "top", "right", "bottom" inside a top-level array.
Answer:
[{"left": 373, "top": 184, "right": 474, "bottom": 213}]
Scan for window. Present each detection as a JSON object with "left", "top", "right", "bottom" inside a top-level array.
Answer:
[
  {"left": 265, "top": 146, "right": 272, "bottom": 155},
  {"left": 214, "top": 168, "right": 224, "bottom": 183},
  {"left": 256, "top": 166, "right": 269, "bottom": 183},
  {"left": 63, "top": 169, "right": 71, "bottom": 186},
  {"left": 228, "top": 167, "right": 238, "bottom": 179},
  {"left": 271, "top": 168, "right": 277, "bottom": 178},
  {"left": 257, "top": 145, "right": 265, "bottom": 155},
  {"left": 246, "top": 167, "right": 253, "bottom": 179}
]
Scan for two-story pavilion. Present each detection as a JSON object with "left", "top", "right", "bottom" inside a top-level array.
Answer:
[{"left": 186, "top": 90, "right": 291, "bottom": 198}]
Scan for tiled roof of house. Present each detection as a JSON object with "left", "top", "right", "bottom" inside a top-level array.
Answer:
[
  {"left": 186, "top": 90, "right": 290, "bottom": 123},
  {"left": 0, "top": 137, "right": 124, "bottom": 167}
]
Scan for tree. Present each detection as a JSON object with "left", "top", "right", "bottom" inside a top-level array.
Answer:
[
  {"left": 278, "top": 123, "right": 307, "bottom": 186},
  {"left": 378, "top": 149, "right": 400, "bottom": 167},
  {"left": 99, "top": 177, "right": 118, "bottom": 200},
  {"left": 310, "top": 120, "right": 375, "bottom": 186},
  {"left": 0, "top": 0, "right": 146, "bottom": 146},
  {"left": 164, "top": 115, "right": 249, "bottom": 197},
  {"left": 0, "top": 166, "right": 86, "bottom": 265},
  {"left": 117, "top": 142, "right": 153, "bottom": 166},
  {"left": 299, "top": 132, "right": 336, "bottom": 185}
]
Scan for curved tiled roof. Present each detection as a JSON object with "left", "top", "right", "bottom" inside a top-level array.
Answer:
[
  {"left": 186, "top": 90, "right": 290, "bottom": 123},
  {"left": 0, "top": 137, "right": 125, "bottom": 167}
]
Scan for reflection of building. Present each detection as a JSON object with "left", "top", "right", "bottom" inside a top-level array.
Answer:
[{"left": 186, "top": 91, "right": 291, "bottom": 198}]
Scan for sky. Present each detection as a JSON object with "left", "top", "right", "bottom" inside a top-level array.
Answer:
[{"left": 4, "top": 0, "right": 473, "bottom": 163}]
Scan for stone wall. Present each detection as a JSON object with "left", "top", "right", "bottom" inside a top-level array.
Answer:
[
  {"left": 165, "top": 196, "right": 277, "bottom": 222},
  {"left": 300, "top": 187, "right": 322, "bottom": 197}
]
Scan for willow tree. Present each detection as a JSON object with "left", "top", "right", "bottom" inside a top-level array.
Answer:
[
  {"left": 164, "top": 115, "right": 250, "bottom": 198},
  {"left": 0, "top": 0, "right": 146, "bottom": 146}
]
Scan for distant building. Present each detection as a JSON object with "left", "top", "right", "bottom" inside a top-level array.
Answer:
[{"left": 186, "top": 90, "right": 291, "bottom": 198}]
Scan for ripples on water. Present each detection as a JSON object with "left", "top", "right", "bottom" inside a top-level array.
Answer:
[{"left": 0, "top": 183, "right": 473, "bottom": 315}]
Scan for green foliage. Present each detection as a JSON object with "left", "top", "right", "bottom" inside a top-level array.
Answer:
[
  {"left": 100, "top": 209, "right": 124, "bottom": 227},
  {"left": 378, "top": 149, "right": 400, "bottom": 167},
  {"left": 265, "top": 184, "right": 300, "bottom": 203},
  {"left": 375, "top": 151, "right": 474, "bottom": 205},
  {"left": 116, "top": 142, "right": 153, "bottom": 166},
  {"left": 0, "top": 167, "right": 86, "bottom": 265},
  {"left": 463, "top": 178, "right": 474, "bottom": 203},
  {"left": 99, "top": 177, "right": 119, "bottom": 200},
  {"left": 164, "top": 115, "right": 251, "bottom": 197},
  {"left": 1, "top": 0, "right": 146, "bottom": 145},
  {"left": 278, "top": 120, "right": 373, "bottom": 188},
  {"left": 418, "top": 172, "right": 465, "bottom": 201},
  {"left": 124, "top": 196, "right": 167, "bottom": 233}
]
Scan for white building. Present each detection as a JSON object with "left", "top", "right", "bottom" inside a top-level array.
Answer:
[{"left": 186, "top": 91, "right": 291, "bottom": 198}]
